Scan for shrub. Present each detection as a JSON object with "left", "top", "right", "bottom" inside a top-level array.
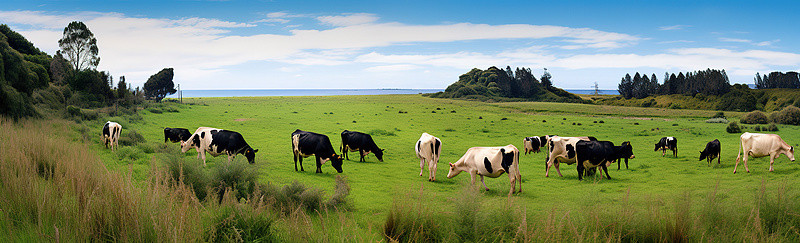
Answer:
[
  {"left": 727, "top": 121, "right": 742, "bottom": 133},
  {"left": 741, "top": 111, "right": 769, "bottom": 124},
  {"left": 754, "top": 126, "right": 762, "bottom": 131},
  {"left": 204, "top": 202, "right": 274, "bottom": 242},
  {"left": 712, "top": 111, "right": 726, "bottom": 119},
  {"left": 368, "top": 129, "right": 396, "bottom": 136},
  {"left": 162, "top": 152, "right": 209, "bottom": 201},
  {"left": 705, "top": 118, "right": 728, "bottom": 123},
  {"left": 211, "top": 160, "right": 258, "bottom": 202},
  {"left": 147, "top": 107, "right": 163, "bottom": 114},
  {"left": 669, "top": 103, "right": 682, "bottom": 109},
  {"left": 119, "top": 129, "right": 146, "bottom": 146},
  {"left": 766, "top": 123, "right": 779, "bottom": 132},
  {"left": 383, "top": 192, "right": 443, "bottom": 242},
  {"left": 772, "top": 105, "right": 800, "bottom": 125}
]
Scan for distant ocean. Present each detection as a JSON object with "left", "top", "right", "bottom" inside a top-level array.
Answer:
[{"left": 166, "top": 88, "right": 619, "bottom": 98}]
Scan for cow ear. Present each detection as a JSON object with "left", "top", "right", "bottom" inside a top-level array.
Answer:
[
  {"left": 381, "top": 149, "right": 385, "bottom": 151},
  {"left": 254, "top": 149, "right": 259, "bottom": 153},
  {"left": 500, "top": 148, "right": 505, "bottom": 154},
  {"left": 449, "top": 162, "right": 455, "bottom": 167}
]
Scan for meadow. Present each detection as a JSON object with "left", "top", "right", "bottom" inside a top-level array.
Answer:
[{"left": 6, "top": 94, "right": 800, "bottom": 241}]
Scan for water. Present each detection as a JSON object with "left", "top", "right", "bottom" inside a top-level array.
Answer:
[{"left": 166, "top": 88, "right": 618, "bottom": 98}]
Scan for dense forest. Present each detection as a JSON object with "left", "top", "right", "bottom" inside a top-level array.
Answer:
[
  {"left": 428, "top": 66, "right": 587, "bottom": 103},
  {"left": 755, "top": 71, "right": 800, "bottom": 89},
  {"left": 617, "top": 69, "right": 731, "bottom": 99}
]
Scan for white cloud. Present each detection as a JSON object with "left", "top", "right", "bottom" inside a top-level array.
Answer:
[
  {"left": 316, "top": 13, "right": 379, "bottom": 26},
  {"left": 364, "top": 64, "right": 420, "bottom": 72},
  {"left": 659, "top": 25, "right": 691, "bottom": 31},
  {"left": 719, "top": 37, "right": 751, "bottom": 43},
  {"left": 755, "top": 39, "right": 780, "bottom": 46}
]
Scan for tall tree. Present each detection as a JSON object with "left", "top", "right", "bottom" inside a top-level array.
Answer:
[
  {"left": 541, "top": 68, "right": 552, "bottom": 88},
  {"left": 58, "top": 21, "right": 99, "bottom": 71},
  {"left": 144, "top": 68, "right": 177, "bottom": 102}
]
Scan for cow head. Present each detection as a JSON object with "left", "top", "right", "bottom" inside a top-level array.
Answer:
[
  {"left": 244, "top": 148, "right": 258, "bottom": 164},
  {"left": 789, "top": 146, "right": 795, "bottom": 162},
  {"left": 374, "top": 149, "right": 384, "bottom": 162},
  {"left": 331, "top": 154, "right": 344, "bottom": 173},
  {"left": 181, "top": 134, "right": 199, "bottom": 153},
  {"left": 622, "top": 143, "right": 635, "bottom": 159},
  {"left": 447, "top": 162, "right": 463, "bottom": 178},
  {"left": 698, "top": 150, "right": 708, "bottom": 161}
]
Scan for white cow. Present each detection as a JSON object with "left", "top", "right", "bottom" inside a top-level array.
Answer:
[
  {"left": 181, "top": 127, "right": 220, "bottom": 166},
  {"left": 415, "top": 133, "right": 442, "bottom": 181},
  {"left": 447, "top": 145, "right": 521, "bottom": 195},
  {"left": 102, "top": 121, "right": 122, "bottom": 151},
  {"left": 734, "top": 132, "right": 795, "bottom": 173},
  {"left": 545, "top": 136, "right": 596, "bottom": 177}
]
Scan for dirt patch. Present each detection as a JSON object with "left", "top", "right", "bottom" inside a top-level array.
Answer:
[
  {"left": 233, "top": 118, "right": 252, "bottom": 122},
  {"left": 621, "top": 117, "right": 653, "bottom": 120}
]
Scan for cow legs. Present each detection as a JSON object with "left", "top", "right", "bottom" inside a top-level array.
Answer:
[
  {"left": 200, "top": 151, "right": 207, "bottom": 167},
  {"left": 419, "top": 158, "right": 425, "bottom": 176},
  {"left": 718, "top": 153, "right": 721, "bottom": 164},
  {"left": 428, "top": 160, "right": 437, "bottom": 181},
  {"left": 601, "top": 164, "right": 611, "bottom": 179},
  {"left": 769, "top": 154, "right": 776, "bottom": 172},
  {"left": 359, "top": 149, "right": 365, "bottom": 162},
  {"left": 554, "top": 162, "right": 563, "bottom": 177},
  {"left": 577, "top": 163, "right": 585, "bottom": 181},
  {"left": 315, "top": 156, "right": 322, "bottom": 173},
  {"left": 480, "top": 175, "right": 489, "bottom": 191},
  {"left": 293, "top": 151, "right": 299, "bottom": 171},
  {"left": 674, "top": 148, "right": 678, "bottom": 157}
]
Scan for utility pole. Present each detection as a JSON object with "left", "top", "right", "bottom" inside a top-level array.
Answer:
[
  {"left": 177, "top": 83, "right": 182, "bottom": 103},
  {"left": 592, "top": 82, "right": 600, "bottom": 95}
]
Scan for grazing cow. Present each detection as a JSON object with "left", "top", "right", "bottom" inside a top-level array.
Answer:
[
  {"left": 523, "top": 136, "right": 551, "bottom": 154},
  {"left": 734, "top": 132, "right": 795, "bottom": 173},
  {"left": 575, "top": 140, "right": 635, "bottom": 180},
  {"left": 615, "top": 141, "right": 632, "bottom": 170},
  {"left": 102, "top": 121, "right": 122, "bottom": 151},
  {"left": 655, "top": 137, "right": 678, "bottom": 157},
  {"left": 340, "top": 130, "right": 384, "bottom": 162},
  {"left": 415, "top": 133, "right": 442, "bottom": 181},
  {"left": 447, "top": 145, "right": 521, "bottom": 196},
  {"left": 544, "top": 136, "right": 597, "bottom": 177},
  {"left": 292, "top": 129, "right": 343, "bottom": 173},
  {"left": 164, "top": 127, "right": 192, "bottom": 144},
  {"left": 699, "top": 139, "right": 721, "bottom": 166},
  {"left": 181, "top": 128, "right": 258, "bottom": 166}
]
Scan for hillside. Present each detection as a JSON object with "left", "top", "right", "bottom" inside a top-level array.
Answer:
[
  {"left": 426, "top": 66, "right": 588, "bottom": 103},
  {"left": 598, "top": 86, "right": 800, "bottom": 112},
  {"left": 0, "top": 24, "right": 53, "bottom": 118}
]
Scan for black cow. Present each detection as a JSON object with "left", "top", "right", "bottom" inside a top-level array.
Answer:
[
  {"left": 616, "top": 141, "right": 631, "bottom": 170},
  {"left": 164, "top": 127, "right": 192, "bottom": 143},
  {"left": 699, "top": 139, "right": 721, "bottom": 166},
  {"left": 655, "top": 137, "right": 678, "bottom": 157},
  {"left": 575, "top": 140, "right": 635, "bottom": 181},
  {"left": 340, "top": 130, "right": 384, "bottom": 162},
  {"left": 292, "top": 129, "right": 343, "bottom": 173},
  {"left": 208, "top": 129, "right": 259, "bottom": 164}
]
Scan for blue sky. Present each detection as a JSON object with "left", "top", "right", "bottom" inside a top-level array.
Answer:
[{"left": 2, "top": 0, "right": 798, "bottom": 90}]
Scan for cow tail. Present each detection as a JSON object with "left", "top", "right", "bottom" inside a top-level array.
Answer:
[{"left": 736, "top": 138, "right": 743, "bottom": 162}]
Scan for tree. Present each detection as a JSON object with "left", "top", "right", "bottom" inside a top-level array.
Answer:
[
  {"left": 144, "top": 68, "right": 176, "bottom": 102},
  {"left": 116, "top": 76, "right": 129, "bottom": 99},
  {"left": 541, "top": 68, "right": 552, "bottom": 88},
  {"left": 58, "top": 21, "right": 99, "bottom": 71}
]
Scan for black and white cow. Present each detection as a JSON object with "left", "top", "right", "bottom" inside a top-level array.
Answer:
[
  {"left": 523, "top": 136, "right": 549, "bottom": 154},
  {"left": 655, "top": 137, "right": 678, "bottom": 157},
  {"left": 575, "top": 140, "right": 635, "bottom": 181},
  {"left": 292, "top": 129, "right": 343, "bottom": 173},
  {"left": 102, "top": 121, "right": 122, "bottom": 151},
  {"left": 415, "top": 132, "right": 442, "bottom": 181},
  {"left": 699, "top": 139, "right": 721, "bottom": 166},
  {"left": 544, "top": 136, "right": 597, "bottom": 177},
  {"left": 340, "top": 130, "right": 384, "bottom": 162},
  {"left": 180, "top": 127, "right": 258, "bottom": 166},
  {"left": 446, "top": 145, "right": 521, "bottom": 195},
  {"left": 164, "top": 127, "right": 192, "bottom": 144}
]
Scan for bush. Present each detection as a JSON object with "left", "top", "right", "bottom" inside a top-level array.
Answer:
[
  {"left": 727, "top": 121, "right": 742, "bottom": 133},
  {"left": 705, "top": 118, "right": 728, "bottom": 123},
  {"left": 772, "top": 105, "right": 800, "bottom": 125},
  {"left": 162, "top": 152, "right": 209, "bottom": 201},
  {"left": 204, "top": 202, "right": 274, "bottom": 242},
  {"left": 712, "top": 111, "right": 726, "bottom": 119},
  {"left": 754, "top": 126, "right": 762, "bottom": 131},
  {"left": 766, "top": 123, "right": 779, "bottom": 132},
  {"left": 147, "top": 107, "right": 163, "bottom": 114},
  {"left": 383, "top": 192, "right": 443, "bottom": 242},
  {"left": 118, "top": 129, "right": 146, "bottom": 146},
  {"left": 368, "top": 129, "right": 396, "bottom": 136},
  {"left": 211, "top": 160, "right": 258, "bottom": 202},
  {"left": 741, "top": 111, "right": 769, "bottom": 124}
]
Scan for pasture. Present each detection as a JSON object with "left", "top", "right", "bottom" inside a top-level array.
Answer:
[{"left": 95, "top": 94, "right": 800, "bottom": 240}]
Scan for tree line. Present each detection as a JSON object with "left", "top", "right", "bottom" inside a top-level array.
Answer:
[
  {"left": 755, "top": 71, "right": 800, "bottom": 89},
  {"left": 618, "top": 69, "right": 732, "bottom": 99},
  {"left": 429, "top": 66, "right": 586, "bottom": 103},
  {"left": 1, "top": 22, "right": 177, "bottom": 120}
]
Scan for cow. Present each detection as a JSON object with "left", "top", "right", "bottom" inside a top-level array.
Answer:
[
  {"left": 180, "top": 127, "right": 258, "bottom": 166},
  {"left": 733, "top": 132, "right": 795, "bottom": 173},
  {"left": 340, "top": 130, "right": 384, "bottom": 162},
  {"left": 544, "top": 136, "right": 597, "bottom": 177},
  {"left": 164, "top": 127, "right": 192, "bottom": 145},
  {"left": 292, "top": 129, "right": 343, "bottom": 173},
  {"left": 699, "top": 139, "right": 721, "bottom": 166},
  {"left": 655, "top": 137, "right": 678, "bottom": 157},
  {"left": 415, "top": 133, "right": 442, "bottom": 181},
  {"left": 524, "top": 135, "right": 554, "bottom": 155},
  {"left": 446, "top": 145, "right": 521, "bottom": 196},
  {"left": 575, "top": 140, "right": 635, "bottom": 181},
  {"left": 102, "top": 121, "right": 122, "bottom": 151}
]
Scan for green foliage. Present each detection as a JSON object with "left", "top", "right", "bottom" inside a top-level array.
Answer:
[
  {"left": 58, "top": 21, "right": 99, "bottom": 70},
  {"left": 162, "top": 152, "right": 209, "bottom": 201},
  {"left": 144, "top": 68, "right": 176, "bottom": 102},
  {"left": 0, "top": 84, "right": 36, "bottom": 119},
  {"left": 712, "top": 111, "right": 726, "bottom": 118},
  {"left": 211, "top": 160, "right": 258, "bottom": 201},
  {"left": 367, "top": 129, "right": 396, "bottom": 136},
  {"left": 383, "top": 192, "right": 443, "bottom": 242},
  {"left": 741, "top": 110, "right": 769, "bottom": 124},
  {"left": 726, "top": 121, "right": 741, "bottom": 133},
  {"left": 716, "top": 85, "right": 757, "bottom": 112},
  {"left": 766, "top": 123, "right": 779, "bottom": 131},
  {"left": 620, "top": 69, "right": 730, "bottom": 99},
  {"left": 705, "top": 118, "right": 728, "bottom": 123},
  {"left": 204, "top": 202, "right": 275, "bottom": 242},
  {"left": 429, "top": 66, "right": 586, "bottom": 103},
  {"left": 0, "top": 24, "right": 46, "bottom": 56},
  {"left": 118, "top": 129, "right": 146, "bottom": 146},
  {"left": 65, "top": 70, "right": 113, "bottom": 107},
  {"left": 771, "top": 105, "right": 800, "bottom": 125},
  {"left": 755, "top": 71, "right": 800, "bottom": 89}
]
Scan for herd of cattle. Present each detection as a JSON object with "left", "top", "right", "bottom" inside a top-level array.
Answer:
[{"left": 102, "top": 120, "right": 795, "bottom": 196}]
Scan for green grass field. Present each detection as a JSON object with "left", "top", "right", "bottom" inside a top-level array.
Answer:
[{"left": 89, "top": 94, "right": 800, "bottom": 240}]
